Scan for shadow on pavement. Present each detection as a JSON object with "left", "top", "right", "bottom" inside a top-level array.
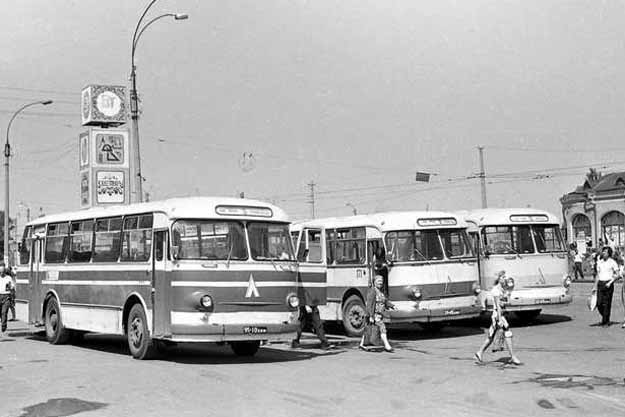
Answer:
[{"left": 24, "top": 333, "right": 347, "bottom": 364}]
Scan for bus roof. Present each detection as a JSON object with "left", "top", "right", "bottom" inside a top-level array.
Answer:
[
  {"left": 459, "top": 208, "right": 560, "bottom": 226},
  {"left": 293, "top": 211, "right": 468, "bottom": 232},
  {"left": 26, "top": 196, "right": 290, "bottom": 226}
]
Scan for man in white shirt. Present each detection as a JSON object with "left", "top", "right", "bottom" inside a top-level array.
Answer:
[
  {"left": 594, "top": 246, "right": 620, "bottom": 327},
  {"left": 0, "top": 262, "right": 15, "bottom": 337},
  {"left": 573, "top": 249, "right": 584, "bottom": 280}
]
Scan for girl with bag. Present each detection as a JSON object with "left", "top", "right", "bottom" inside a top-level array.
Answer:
[{"left": 359, "top": 275, "right": 395, "bottom": 352}]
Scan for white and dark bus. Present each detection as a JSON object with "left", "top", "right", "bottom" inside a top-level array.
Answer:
[
  {"left": 463, "top": 208, "right": 572, "bottom": 320},
  {"left": 291, "top": 211, "right": 482, "bottom": 336},
  {"left": 15, "top": 197, "right": 301, "bottom": 359}
]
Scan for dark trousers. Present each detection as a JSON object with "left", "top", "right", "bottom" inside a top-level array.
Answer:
[
  {"left": 295, "top": 306, "right": 328, "bottom": 344},
  {"left": 9, "top": 289, "right": 15, "bottom": 319},
  {"left": 597, "top": 281, "right": 614, "bottom": 324},
  {"left": 0, "top": 294, "right": 10, "bottom": 332},
  {"left": 573, "top": 262, "right": 584, "bottom": 280}
]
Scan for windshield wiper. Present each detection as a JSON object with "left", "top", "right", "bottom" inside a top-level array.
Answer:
[
  {"left": 413, "top": 247, "right": 431, "bottom": 264},
  {"left": 226, "top": 241, "right": 234, "bottom": 269},
  {"left": 504, "top": 243, "right": 523, "bottom": 259}
]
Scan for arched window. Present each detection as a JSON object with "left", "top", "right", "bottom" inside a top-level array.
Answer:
[
  {"left": 572, "top": 214, "right": 591, "bottom": 240},
  {"left": 601, "top": 211, "right": 625, "bottom": 249}
]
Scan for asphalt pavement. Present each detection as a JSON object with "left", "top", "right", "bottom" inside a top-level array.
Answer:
[{"left": 1, "top": 283, "right": 624, "bottom": 417}]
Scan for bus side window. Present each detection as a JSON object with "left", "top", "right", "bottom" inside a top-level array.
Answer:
[
  {"left": 155, "top": 231, "right": 165, "bottom": 262},
  {"left": 121, "top": 214, "right": 154, "bottom": 262},
  {"left": 326, "top": 230, "right": 335, "bottom": 264},
  {"left": 45, "top": 222, "right": 70, "bottom": 263}
]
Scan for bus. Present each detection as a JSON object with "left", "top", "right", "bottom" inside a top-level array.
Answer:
[
  {"left": 291, "top": 212, "right": 482, "bottom": 336},
  {"left": 14, "top": 197, "right": 301, "bottom": 359},
  {"left": 462, "top": 208, "right": 572, "bottom": 320}
]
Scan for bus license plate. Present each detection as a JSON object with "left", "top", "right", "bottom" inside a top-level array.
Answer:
[
  {"left": 243, "top": 326, "right": 267, "bottom": 334},
  {"left": 535, "top": 298, "right": 552, "bottom": 304}
]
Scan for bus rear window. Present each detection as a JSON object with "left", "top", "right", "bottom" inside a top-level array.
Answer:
[{"left": 172, "top": 220, "right": 247, "bottom": 260}]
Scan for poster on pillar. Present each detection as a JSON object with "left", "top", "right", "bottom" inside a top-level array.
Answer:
[{"left": 78, "top": 127, "right": 130, "bottom": 208}]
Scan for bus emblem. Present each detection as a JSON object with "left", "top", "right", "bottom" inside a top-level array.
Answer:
[{"left": 245, "top": 274, "right": 260, "bottom": 298}]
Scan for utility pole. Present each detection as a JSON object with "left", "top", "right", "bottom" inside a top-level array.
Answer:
[
  {"left": 307, "top": 181, "right": 316, "bottom": 219},
  {"left": 478, "top": 146, "right": 487, "bottom": 208}
]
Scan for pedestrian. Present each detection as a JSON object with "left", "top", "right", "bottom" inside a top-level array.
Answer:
[
  {"left": 573, "top": 249, "right": 584, "bottom": 280},
  {"left": 8, "top": 265, "right": 16, "bottom": 321},
  {"left": 359, "top": 275, "right": 395, "bottom": 352},
  {"left": 0, "top": 262, "right": 15, "bottom": 337},
  {"left": 291, "top": 306, "right": 335, "bottom": 350},
  {"left": 593, "top": 246, "right": 620, "bottom": 327},
  {"left": 475, "top": 271, "right": 521, "bottom": 365}
]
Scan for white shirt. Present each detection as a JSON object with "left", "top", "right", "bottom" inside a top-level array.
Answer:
[
  {"left": 574, "top": 252, "right": 583, "bottom": 263},
  {"left": 596, "top": 257, "right": 619, "bottom": 282},
  {"left": 0, "top": 274, "right": 13, "bottom": 295}
]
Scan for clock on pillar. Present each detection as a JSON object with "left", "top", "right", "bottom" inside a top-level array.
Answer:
[{"left": 81, "top": 85, "right": 128, "bottom": 127}]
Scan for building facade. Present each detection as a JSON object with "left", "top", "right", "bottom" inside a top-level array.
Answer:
[{"left": 561, "top": 169, "right": 625, "bottom": 253}]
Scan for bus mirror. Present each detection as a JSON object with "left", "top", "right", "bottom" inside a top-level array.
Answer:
[{"left": 171, "top": 245, "right": 181, "bottom": 259}]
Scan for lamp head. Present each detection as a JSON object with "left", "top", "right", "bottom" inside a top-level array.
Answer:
[
  {"left": 174, "top": 13, "right": 188, "bottom": 20},
  {"left": 41, "top": 100, "right": 53, "bottom": 105}
]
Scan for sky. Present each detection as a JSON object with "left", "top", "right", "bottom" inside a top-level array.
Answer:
[{"left": 2, "top": 0, "right": 625, "bottom": 228}]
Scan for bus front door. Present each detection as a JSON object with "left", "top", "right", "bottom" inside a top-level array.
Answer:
[
  {"left": 152, "top": 230, "right": 171, "bottom": 338},
  {"left": 28, "top": 238, "right": 43, "bottom": 325}
]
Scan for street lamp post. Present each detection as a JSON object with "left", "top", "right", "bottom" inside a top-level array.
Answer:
[
  {"left": 130, "top": 0, "right": 188, "bottom": 203},
  {"left": 4, "top": 100, "right": 53, "bottom": 264}
]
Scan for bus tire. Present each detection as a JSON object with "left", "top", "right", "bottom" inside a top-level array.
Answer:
[
  {"left": 230, "top": 341, "right": 260, "bottom": 357},
  {"left": 44, "top": 297, "right": 71, "bottom": 345},
  {"left": 342, "top": 295, "right": 366, "bottom": 337},
  {"left": 127, "top": 304, "right": 157, "bottom": 360},
  {"left": 516, "top": 309, "right": 541, "bottom": 322}
]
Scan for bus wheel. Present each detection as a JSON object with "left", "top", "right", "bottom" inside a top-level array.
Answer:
[
  {"left": 44, "top": 297, "right": 70, "bottom": 345},
  {"left": 127, "top": 304, "right": 157, "bottom": 360},
  {"left": 342, "top": 295, "right": 366, "bottom": 337},
  {"left": 516, "top": 309, "right": 542, "bottom": 322},
  {"left": 230, "top": 341, "right": 260, "bottom": 356}
]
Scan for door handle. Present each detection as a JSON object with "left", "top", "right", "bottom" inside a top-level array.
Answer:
[{"left": 201, "top": 263, "right": 218, "bottom": 269}]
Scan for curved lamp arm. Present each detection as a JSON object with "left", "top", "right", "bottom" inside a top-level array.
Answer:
[
  {"left": 5, "top": 100, "right": 53, "bottom": 154},
  {"left": 132, "top": 0, "right": 160, "bottom": 69},
  {"left": 133, "top": 13, "right": 188, "bottom": 53}
]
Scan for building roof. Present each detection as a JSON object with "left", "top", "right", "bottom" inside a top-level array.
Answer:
[{"left": 561, "top": 170, "right": 625, "bottom": 205}]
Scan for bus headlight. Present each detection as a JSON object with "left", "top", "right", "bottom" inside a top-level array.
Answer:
[
  {"left": 200, "top": 294, "right": 214, "bottom": 309},
  {"left": 472, "top": 282, "right": 482, "bottom": 294},
  {"left": 409, "top": 287, "right": 422, "bottom": 300},
  {"left": 287, "top": 294, "right": 300, "bottom": 309},
  {"left": 562, "top": 275, "right": 572, "bottom": 289}
]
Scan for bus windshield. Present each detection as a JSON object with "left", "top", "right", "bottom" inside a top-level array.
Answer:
[
  {"left": 385, "top": 230, "right": 447, "bottom": 262},
  {"left": 248, "top": 222, "right": 295, "bottom": 261},
  {"left": 482, "top": 225, "right": 534, "bottom": 255},
  {"left": 439, "top": 229, "right": 474, "bottom": 259},
  {"left": 532, "top": 224, "right": 564, "bottom": 253},
  {"left": 172, "top": 220, "right": 247, "bottom": 260}
]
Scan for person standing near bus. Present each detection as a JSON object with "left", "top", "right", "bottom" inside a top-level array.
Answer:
[
  {"left": 0, "top": 263, "right": 15, "bottom": 337},
  {"left": 291, "top": 306, "right": 335, "bottom": 350},
  {"left": 475, "top": 271, "right": 521, "bottom": 365},
  {"left": 360, "top": 275, "right": 395, "bottom": 352},
  {"left": 594, "top": 246, "right": 620, "bottom": 327},
  {"left": 573, "top": 249, "right": 584, "bottom": 280}
]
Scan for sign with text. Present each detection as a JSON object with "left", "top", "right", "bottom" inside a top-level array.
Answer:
[{"left": 96, "top": 171, "right": 125, "bottom": 204}]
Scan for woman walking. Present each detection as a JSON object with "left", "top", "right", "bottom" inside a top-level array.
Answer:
[{"left": 359, "top": 275, "right": 395, "bottom": 352}]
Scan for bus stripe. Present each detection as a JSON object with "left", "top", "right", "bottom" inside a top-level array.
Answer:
[
  {"left": 41, "top": 280, "right": 151, "bottom": 286},
  {"left": 171, "top": 281, "right": 324, "bottom": 288}
]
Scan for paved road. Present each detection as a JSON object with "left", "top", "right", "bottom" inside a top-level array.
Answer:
[{"left": 1, "top": 284, "right": 624, "bottom": 417}]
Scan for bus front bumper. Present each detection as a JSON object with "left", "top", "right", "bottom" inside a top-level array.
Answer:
[
  {"left": 388, "top": 296, "right": 482, "bottom": 323},
  {"left": 488, "top": 287, "right": 572, "bottom": 311},
  {"left": 163, "top": 311, "right": 299, "bottom": 343}
]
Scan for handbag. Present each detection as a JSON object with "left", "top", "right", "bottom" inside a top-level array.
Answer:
[
  {"left": 363, "top": 321, "right": 381, "bottom": 346},
  {"left": 587, "top": 291, "right": 597, "bottom": 311}
]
